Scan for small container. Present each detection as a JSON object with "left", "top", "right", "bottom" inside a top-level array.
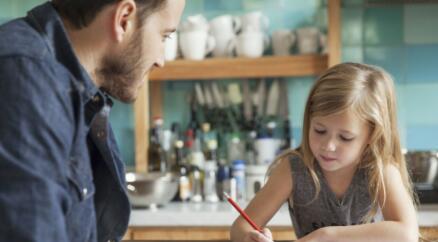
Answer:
[
  {"left": 232, "top": 159, "right": 246, "bottom": 201},
  {"left": 245, "top": 165, "right": 269, "bottom": 199}
]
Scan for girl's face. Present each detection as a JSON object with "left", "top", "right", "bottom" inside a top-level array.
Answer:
[{"left": 309, "top": 109, "right": 371, "bottom": 174}]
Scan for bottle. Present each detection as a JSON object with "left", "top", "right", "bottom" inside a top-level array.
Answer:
[
  {"left": 204, "top": 140, "right": 219, "bottom": 202},
  {"left": 245, "top": 130, "right": 257, "bottom": 165},
  {"left": 204, "top": 161, "right": 219, "bottom": 202},
  {"left": 189, "top": 165, "right": 203, "bottom": 202},
  {"left": 172, "top": 140, "right": 191, "bottom": 202},
  {"left": 232, "top": 159, "right": 246, "bottom": 201},
  {"left": 148, "top": 118, "right": 167, "bottom": 172}
]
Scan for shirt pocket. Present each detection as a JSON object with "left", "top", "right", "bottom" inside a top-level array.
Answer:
[{"left": 67, "top": 157, "right": 96, "bottom": 202}]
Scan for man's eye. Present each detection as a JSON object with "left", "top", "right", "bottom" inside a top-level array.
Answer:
[
  {"left": 314, "top": 129, "right": 326, "bottom": 135},
  {"left": 163, "top": 35, "right": 171, "bottom": 41}
]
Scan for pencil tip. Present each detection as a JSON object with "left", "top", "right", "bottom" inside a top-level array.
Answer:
[{"left": 223, "top": 192, "right": 230, "bottom": 198}]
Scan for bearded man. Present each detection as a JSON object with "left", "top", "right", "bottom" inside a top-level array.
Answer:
[{"left": 0, "top": 1, "right": 185, "bottom": 241}]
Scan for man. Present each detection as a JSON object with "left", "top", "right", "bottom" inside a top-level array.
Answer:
[{"left": 0, "top": 0, "right": 185, "bottom": 241}]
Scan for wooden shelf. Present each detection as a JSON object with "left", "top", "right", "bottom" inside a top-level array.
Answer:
[{"left": 149, "top": 54, "right": 329, "bottom": 81}]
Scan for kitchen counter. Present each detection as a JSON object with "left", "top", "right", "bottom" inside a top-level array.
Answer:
[{"left": 129, "top": 202, "right": 438, "bottom": 227}]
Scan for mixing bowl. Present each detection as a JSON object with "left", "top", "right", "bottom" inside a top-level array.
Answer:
[{"left": 125, "top": 172, "right": 178, "bottom": 208}]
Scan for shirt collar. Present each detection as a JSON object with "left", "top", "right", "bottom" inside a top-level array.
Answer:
[{"left": 26, "top": 2, "right": 99, "bottom": 103}]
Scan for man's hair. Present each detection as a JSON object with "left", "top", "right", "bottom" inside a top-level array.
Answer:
[{"left": 52, "top": 0, "right": 168, "bottom": 29}]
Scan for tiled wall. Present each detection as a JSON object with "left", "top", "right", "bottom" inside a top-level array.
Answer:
[{"left": 2, "top": 0, "right": 438, "bottom": 167}]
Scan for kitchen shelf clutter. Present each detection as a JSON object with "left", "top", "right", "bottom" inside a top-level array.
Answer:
[{"left": 134, "top": 0, "right": 341, "bottom": 172}]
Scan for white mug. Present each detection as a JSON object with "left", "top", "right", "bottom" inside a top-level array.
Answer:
[
  {"left": 164, "top": 32, "right": 178, "bottom": 61},
  {"left": 228, "top": 29, "right": 269, "bottom": 58},
  {"left": 209, "top": 15, "right": 241, "bottom": 57},
  {"left": 240, "top": 11, "right": 269, "bottom": 32},
  {"left": 179, "top": 30, "right": 216, "bottom": 60},
  {"left": 272, "top": 29, "right": 296, "bottom": 56},
  {"left": 296, "top": 27, "right": 320, "bottom": 54},
  {"left": 180, "top": 14, "right": 209, "bottom": 32}
]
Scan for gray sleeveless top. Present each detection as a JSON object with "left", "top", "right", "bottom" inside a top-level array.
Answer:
[{"left": 288, "top": 155, "right": 375, "bottom": 238}]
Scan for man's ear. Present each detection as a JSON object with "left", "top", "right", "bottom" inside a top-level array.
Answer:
[{"left": 112, "top": 0, "right": 137, "bottom": 43}]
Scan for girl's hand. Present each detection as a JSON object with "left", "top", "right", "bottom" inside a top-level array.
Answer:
[{"left": 243, "top": 228, "right": 273, "bottom": 242}]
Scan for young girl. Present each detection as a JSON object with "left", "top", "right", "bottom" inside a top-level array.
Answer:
[{"left": 230, "top": 63, "right": 419, "bottom": 242}]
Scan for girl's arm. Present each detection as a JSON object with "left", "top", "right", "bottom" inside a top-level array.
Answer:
[
  {"left": 303, "top": 163, "right": 419, "bottom": 242},
  {"left": 230, "top": 158, "right": 293, "bottom": 242}
]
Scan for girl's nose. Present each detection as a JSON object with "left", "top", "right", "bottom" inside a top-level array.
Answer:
[{"left": 322, "top": 138, "right": 336, "bottom": 152}]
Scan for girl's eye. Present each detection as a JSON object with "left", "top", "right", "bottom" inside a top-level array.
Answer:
[
  {"left": 162, "top": 35, "right": 171, "bottom": 42},
  {"left": 340, "top": 135, "right": 354, "bottom": 142},
  {"left": 314, "top": 129, "right": 326, "bottom": 135}
]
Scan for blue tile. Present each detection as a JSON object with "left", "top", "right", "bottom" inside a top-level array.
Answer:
[
  {"left": 404, "top": 4, "right": 438, "bottom": 44},
  {"left": 204, "top": 0, "right": 244, "bottom": 12},
  {"left": 405, "top": 44, "right": 438, "bottom": 83},
  {"left": 287, "top": 76, "right": 314, "bottom": 129},
  {"left": 181, "top": 0, "right": 205, "bottom": 19},
  {"left": 342, "top": 46, "right": 364, "bottom": 63},
  {"left": 342, "top": 8, "right": 364, "bottom": 45},
  {"left": 401, "top": 82, "right": 438, "bottom": 125},
  {"left": 406, "top": 125, "right": 438, "bottom": 150},
  {"left": 163, "top": 81, "right": 194, "bottom": 129},
  {"left": 364, "top": 6, "right": 403, "bottom": 45},
  {"left": 113, "top": 128, "right": 135, "bottom": 167},
  {"left": 364, "top": 46, "right": 405, "bottom": 83},
  {"left": 343, "top": 0, "right": 364, "bottom": 7},
  {"left": 109, "top": 101, "right": 135, "bottom": 129}
]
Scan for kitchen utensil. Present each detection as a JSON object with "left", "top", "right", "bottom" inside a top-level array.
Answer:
[
  {"left": 125, "top": 172, "right": 178, "bottom": 209},
  {"left": 406, "top": 151, "right": 438, "bottom": 186},
  {"left": 242, "top": 79, "right": 253, "bottom": 123},
  {"left": 279, "top": 79, "right": 292, "bottom": 149},
  {"left": 265, "top": 80, "right": 280, "bottom": 116},
  {"left": 255, "top": 79, "right": 266, "bottom": 117}
]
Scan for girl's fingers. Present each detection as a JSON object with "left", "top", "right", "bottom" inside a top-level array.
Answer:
[
  {"left": 249, "top": 229, "right": 273, "bottom": 242},
  {"left": 261, "top": 228, "right": 273, "bottom": 239}
]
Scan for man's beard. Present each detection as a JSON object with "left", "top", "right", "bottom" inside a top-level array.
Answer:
[{"left": 97, "top": 32, "right": 146, "bottom": 103}]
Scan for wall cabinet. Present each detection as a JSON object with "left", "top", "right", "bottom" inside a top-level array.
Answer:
[{"left": 133, "top": 0, "right": 341, "bottom": 172}]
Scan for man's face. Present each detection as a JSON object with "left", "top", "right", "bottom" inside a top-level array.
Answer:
[{"left": 98, "top": 1, "right": 185, "bottom": 103}]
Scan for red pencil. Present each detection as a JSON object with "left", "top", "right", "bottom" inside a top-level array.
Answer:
[{"left": 223, "top": 192, "right": 263, "bottom": 232}]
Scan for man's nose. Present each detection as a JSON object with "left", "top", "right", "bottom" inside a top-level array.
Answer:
[{"left": 154, "top": 57, "right": 165, "bottom": 68}]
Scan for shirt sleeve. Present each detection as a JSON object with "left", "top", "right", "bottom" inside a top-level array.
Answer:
[{"left": 0, "top": 56, "right": 74, "bottom": 242}]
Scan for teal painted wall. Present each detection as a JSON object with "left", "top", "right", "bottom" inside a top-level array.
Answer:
[{"left": 2, "top": 1, "right": 438, "bottom": 168}]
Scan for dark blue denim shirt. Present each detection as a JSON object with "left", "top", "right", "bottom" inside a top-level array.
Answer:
[{"left": 0, "top": 2, "right": 131, "bottom": 242}]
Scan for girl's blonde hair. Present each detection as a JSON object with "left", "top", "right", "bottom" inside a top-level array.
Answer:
[{"left": 274, "top": 62, "right": 416, "bottom": 223}]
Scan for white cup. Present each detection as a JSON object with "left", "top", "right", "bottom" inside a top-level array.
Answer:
[
  {"left": 228, "top": 29, "right": 269, "bottom": 58},
  {"left": 240, "top": 11, "right": 269, "bottom": 32},
  {"left": 296, "top": 27, "right": 320, "bottom": 54},
  {"left": 164, "top": 32, "right": 178, "bottom": 61},
  {"left": 209, "top": 15, "right": 241, "bottom": 57},
  {"left": 272, "top": 29, "right": 296, "bottom": 56},
  {"left": 179, "top": 30, "right": 216, "bottom": 60},
  {"left": 180, "top": 14, "right": 209, "bottom": 32},
  {"left": 255, "top": 138, "right": 281, "bottom": 165}
]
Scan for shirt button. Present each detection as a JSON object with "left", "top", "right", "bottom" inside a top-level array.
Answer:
[
  {"left": 93, "top": 95, "right": 100, "bottom": 102},
  {"left": 82, "top": 188, "right": 88, "bottom": 197},
  {"left": 97, "top": 131, "right": 105, "bottom": 138}
]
